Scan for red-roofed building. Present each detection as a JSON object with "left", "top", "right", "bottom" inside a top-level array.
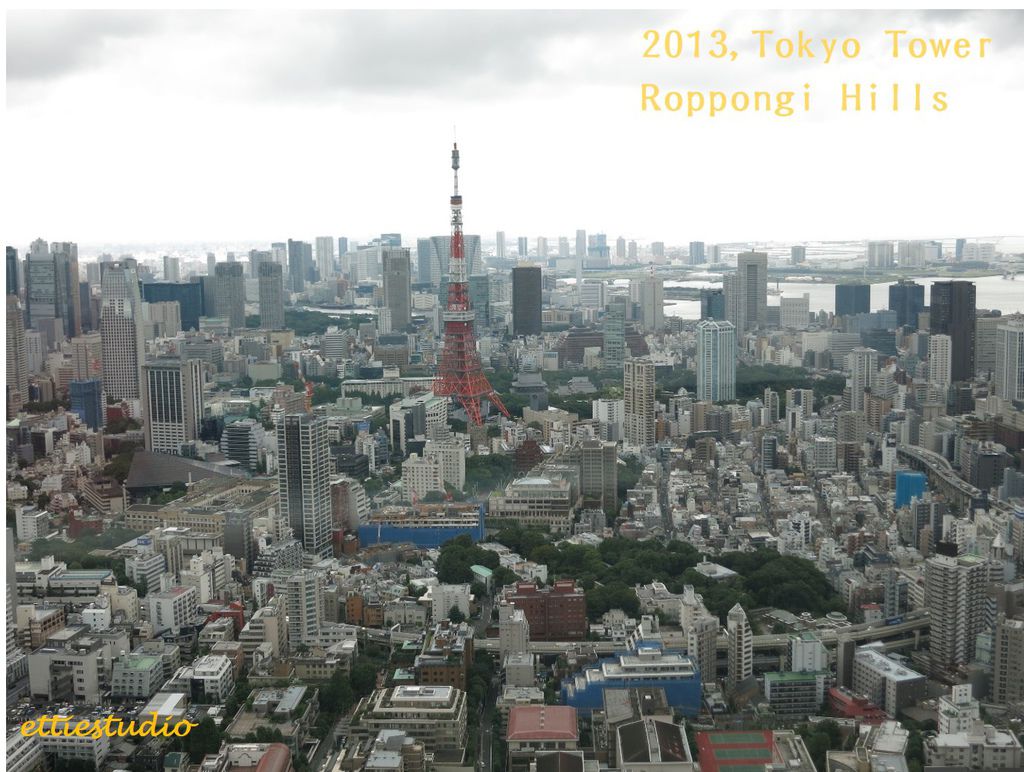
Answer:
[
  {"left": 507, "top": 706, "right": 580, "bottom": 772},
  {"left": 828, "top": 686, "right": 888, "bottom": 725}
]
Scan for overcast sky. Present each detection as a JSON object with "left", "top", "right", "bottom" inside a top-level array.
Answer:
[{"left": 5, "top": 9, "right": 1023, "bottom": 251}]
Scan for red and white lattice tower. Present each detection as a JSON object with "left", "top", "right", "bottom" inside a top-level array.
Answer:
[{"left": 433, "top": 143, "right": 509, "bottom": 425}]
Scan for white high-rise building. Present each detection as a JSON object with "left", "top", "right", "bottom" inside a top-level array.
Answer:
[
  {"left": 578, "top": 279, "right": 606, "bottom": 309},
  {"left": 6, "top": 295, "right": 29, "bottom": 409},
  {"left": 496, "top": 231, "right": 506, "bottom": 259},
  {"left": 928, "top": 334, "right": 953, "bottom": 390},
  {"left": 847, "top": 347, "right": 879, "bottom": 413},
  {"left": 315, "top": 236, "right": 335, "bottom": 280},
  {"left": 592, "top": 398, "right": 625, "bottom": 442},
  {"left": 99, "top": 260, "right": 145, "bottom": 402},
  {"left": 790, "top": 632, "right": 828, "bottom": 673},
  {"left": 727, "top": 604, "right": 753, "bottom": 686},
  {"left": 575, "top": 229, "right": 586, "bottom": 285},
  {"left": 925, "top": 554, "right": 1002, "bottom": 672},
  {"left": 995, "top": 320, "right": 1024, "bottom": 401},
  {"left": 624, "top": 357, "right": 656, "bottom": 450},
  {"left": 696, "top": 319, "right": 736, "bottom": 402},
  {"left": 162, "top": 255, "right": 180, "bottom": 282},
  {"left": 679, "top": 586, "right": 720, "bottom": 684},
  {"left": 277, "top": 414, "right": 332, "bottom": 558},
  {"left": 780, "top": 293, "right": 810, "bottom": 329},
  {"left": 424, "top": 439, "right": 466, "bottom": 491},
  {"left": 284, "top": 569, "right": 324, "bottom": 645},
  {"left": 142, "top": 358, "right": 204, "bottom": 455}
]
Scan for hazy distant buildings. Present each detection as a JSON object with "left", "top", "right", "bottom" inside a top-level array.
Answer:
[
  {"left": 512, "top": 265, "right": 542, "bottom": 337},
  {"left": 315, "top": 236, "right": 335, "bottom": 281},
  {"left": 287, "top": 239, "right": 312, "bottom": 292},
  {"left": 257, "top": 262, "right": 285, "bottom": 331},
  {"left": 214, "top": 262, "right": 246, "bottom": 330},
  {"left": 930, "top": 281, "right": 977, "bottom": 382},
  {"left": 868, "top": 241, "right": 894, "bottom": 268},
  {"left": 689, "top": 241, "right": 705, "bottom": 265},
  {"left": 791, "top": 245, "right": 806, "bottom": 264},
  {"left": 696, "top": 320, "right": 736, "bottom": 402}
]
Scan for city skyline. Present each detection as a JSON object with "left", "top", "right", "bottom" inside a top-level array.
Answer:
[{"left": 6, "top": 9, "right": 1024, "bottom": 245}]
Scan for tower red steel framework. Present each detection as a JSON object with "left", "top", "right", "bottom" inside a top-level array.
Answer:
[{"left": 433, "top": 143, "right": 509, "bottom": 425}]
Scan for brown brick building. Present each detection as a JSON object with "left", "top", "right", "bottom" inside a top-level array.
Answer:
[{"left": 505, "top": 580, "right": 587, "bottom": 641}]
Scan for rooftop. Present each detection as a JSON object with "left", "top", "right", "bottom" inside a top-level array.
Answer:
[{"left": 507, "top": 706, "right": 579, "bottom": 742}]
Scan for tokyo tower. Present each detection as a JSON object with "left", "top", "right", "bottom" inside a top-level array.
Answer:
[{"left": 433, "top": 142, "right": 509, "bottom": 425}]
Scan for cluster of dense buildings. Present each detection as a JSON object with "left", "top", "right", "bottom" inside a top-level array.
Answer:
[{"left": 7, "top": 224, "right": 1024, "bottom": 772}]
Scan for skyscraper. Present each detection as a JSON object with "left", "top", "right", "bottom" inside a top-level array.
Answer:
[
  {"left": 496, "top": 231, "right": 506, "bottom": 259},
  {"left": 727, "top": 604, "right": 753, "bottom": 687},
  {"left": 214, "top": 262, "right": 246, "bottom": 330},
  {"left": 889, "top": 279, "right": 925, "bottom": 329},
  {"left": 928, "top": 334, "right": 953, "bottom": 389},
  {"left": 868, "top": 240, "right": 894, "bottom": 268},
  {"left": 257, "top": 261, "right": 285, "bottom": 331},
  {"left": 99, "top": 260, "right": 145, "bottom": 402},
  {"left": 689, "top": 241, "right": 705, "bottom": 265},
  {"left": 6, "top": 295, "right": 29, "bottom": 414},
  {"left": 925, "top": 554, "right": 1001, "bottom": 673},
  {"left": 512, "top": 265, "right": 542, "bottom": 337},
  {"left": 632, "top": 275, "right": 664, "bottom": 332},
  {"left": 603, "top": 297, "right": 627, "bottom": 373},
  {"left": 699, "top": 288, "right": 726, "bottom": 320},
  {"left": 381, "top": 247, "right": 412, "bottom": 330},
  {"left": 615, "top": 237, "right": 626, "bottom": 261},
  {"left": 287, "top": 239, "right": 310, "bottom": 292},
  {"left": 143, "top": 358, "right": 204, "bottom": 455},
  {"left": 624, "top": 357, "right": 656, "bottom": 450},
  {"left": 6, "top": 246, "right": 19, "bottom": 295},
  {"left": 142, "top": 282, "right": 203, "bottom": 331},
  {"left": 696, "top": 320, "right": 736, "bottom": 402},
  {"left": 423, "top": 234, "right": 482, "bottom": 287},
  {"left": 468, "top": 274, "right": 490, "bottom": 330},
  {"left": 277, "top": 414, "right": 332, "bottom": 558},
  {"left": 25, "top": 238, "right": 81, "bottom": 339},
  {"left": 847, "top": 347, "right": 878, "bottom": 413},
  {"left": 835, "top": 283, "right": 871, "bottom": 317},
  {"left": 70, "top": 331, "right": 102, "bottom": 380},
  {"left": 930, "top": 281, "right": 977, "bottom": 382},
  {"left": 315, "top": 236, "right": 335, "bottom": 281},
  {"left": 162, "top": 255, "right": 180, "bottom": 282},
  {"left": 790, "top": 245, "right": 806, "bottom": 265},
  {"left": 70, "top": 379, "right": 105, "bottom": 430},
  {"left": 725, "top": 251, "right": 768, "bottom": 331},
  {"left": 517, "top": 237, "right": 529, "bottom": 257},
  {"left": 284, "top": 570, "right": 324, "bottom": 645},
  {"left": 995, "top": 319, "right": 1024, "bottom": 401}
]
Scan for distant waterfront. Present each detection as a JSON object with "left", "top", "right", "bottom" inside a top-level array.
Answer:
[{"left": 663, "top": 274, "right": 1024, "bottom": 320}]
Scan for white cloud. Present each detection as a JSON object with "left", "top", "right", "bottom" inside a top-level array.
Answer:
[{"left": 4, "top": 9, "right": 1022, "bottom": 249}]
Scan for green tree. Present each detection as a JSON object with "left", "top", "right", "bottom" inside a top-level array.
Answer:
[
  {"left": 448, "top": 604, "right": 467, "bottom": 624},
  {"left": 183, "top": 716, "right": 222, "bottom": 761}
]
